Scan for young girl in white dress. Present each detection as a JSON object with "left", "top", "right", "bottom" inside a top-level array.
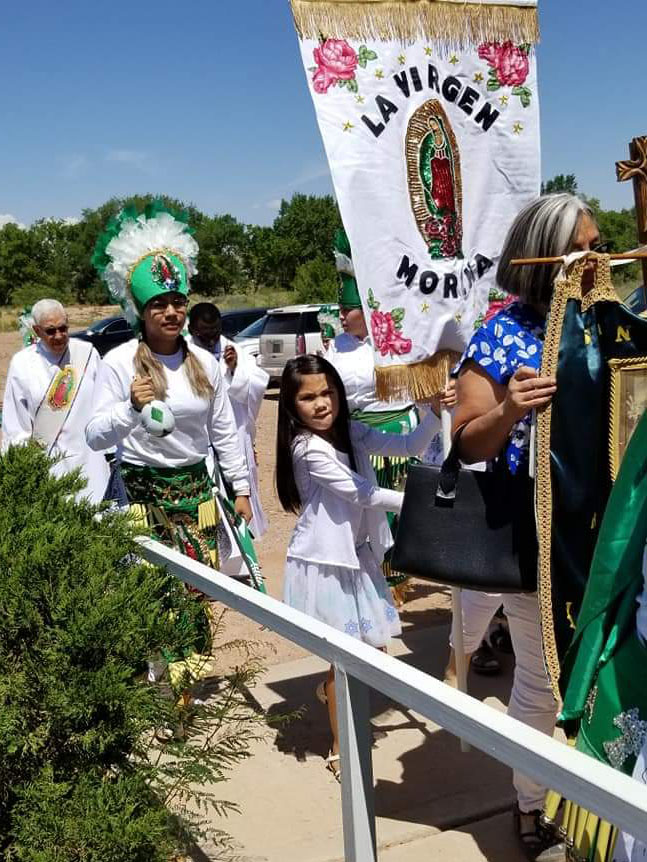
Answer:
[{"left": 275, "top": 354, "right": 439, "bottom": 780}]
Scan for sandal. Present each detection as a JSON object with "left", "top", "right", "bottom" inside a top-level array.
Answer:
[
  {"left": 325, "top": 751, "right": 341, "bottom": 783},
  {"left": 512, "top": 803, "right": 565, "bottom": 861},
  {"left": 470, "top": 640, "right": 501, "bottom": 676}
]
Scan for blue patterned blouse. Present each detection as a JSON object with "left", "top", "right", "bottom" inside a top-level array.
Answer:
[{"left": 454, "top": 301, "right": 546, "bottom": 474}]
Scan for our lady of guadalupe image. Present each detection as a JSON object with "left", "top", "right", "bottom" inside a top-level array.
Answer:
[{"left": 406, "top": 100, "right": 463, "bottom": 260}]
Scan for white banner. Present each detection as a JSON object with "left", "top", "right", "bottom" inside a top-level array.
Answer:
[{"left": 297, "top": 34, "right": 540, "bottom": 394}]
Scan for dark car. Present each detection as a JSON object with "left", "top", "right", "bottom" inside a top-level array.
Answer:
[
  {"left": 71, "top": 307, "right": 268, "bottom": 357},
  {"left": 70, "top": 315, "right": 134, "bottom": 356},
  {"left": 220, "top": 308, "right": 268, "bottom": 339}
]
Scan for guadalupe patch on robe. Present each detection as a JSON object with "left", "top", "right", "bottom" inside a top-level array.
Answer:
[{"left": 46, "top": 365, "right": 77, "bottom": 410}]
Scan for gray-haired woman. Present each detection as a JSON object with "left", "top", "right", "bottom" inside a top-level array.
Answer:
[{"left": 450, "top": 194, "right": 601, "bottom": 861}]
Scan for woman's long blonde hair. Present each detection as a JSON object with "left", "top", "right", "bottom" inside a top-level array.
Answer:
[{"left": 134, "top": 333, "right": 214, "bottom": 401}]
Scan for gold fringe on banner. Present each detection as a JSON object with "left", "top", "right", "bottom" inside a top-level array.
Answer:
[
  {"left": 290, "top": 0, "right": 539, "bottom": 48},
  {"left": 375, "top": 349, "right": 461, "bottom": 401}
]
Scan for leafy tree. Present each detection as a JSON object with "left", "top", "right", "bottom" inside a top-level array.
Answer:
[
  {"left": 242, "top": 224, "right": 276, "bottom": 289},
  {"left": 271, "top": 194, "right": 342, "bottom": 288},
  {"left": 585, "top": 197, "right": 639, "bottom": 285},
  {"left": 292, "top": 256, "right": 338, "bottom": 304},
  {"left": 0, "top": 224, "right": 43, "bottom": 306},
  {"left": 192, "top": 214, "right": 248, "bottom": 296},
  {"left": 541, "top": 174, "right": 578, "bottom": 195},
  {"left": 0, "top": 443, "right": 266, "bottom": 861}
]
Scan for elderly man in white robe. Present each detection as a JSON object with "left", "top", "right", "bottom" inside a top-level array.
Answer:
[
  {"left": 1, "top": 299, "right": 109, "bottom": 503},
  {"left": 188, "top": 302, "right": 269, "bottom": 539}
]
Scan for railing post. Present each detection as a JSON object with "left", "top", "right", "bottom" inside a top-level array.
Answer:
[{"left": 335, "top": 663, "right": 377, "bottom": 862}]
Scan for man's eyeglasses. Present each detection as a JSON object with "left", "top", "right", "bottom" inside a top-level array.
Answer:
[
  {"left": 43, "top": 325, "right": 69, "bottom": 336},
  {"left": 149, "top": 297, "right": 188, "bottom": 313}
]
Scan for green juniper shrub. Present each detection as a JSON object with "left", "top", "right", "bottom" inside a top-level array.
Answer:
[{"left": 0, "top": 443, "right": 266, "bottom": 861}]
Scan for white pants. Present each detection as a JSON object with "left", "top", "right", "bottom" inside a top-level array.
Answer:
[
  {"left": 450, "top": 590, "right": 557, "bottom": 812},
  {"left": 614, "top": 738, "right": 647, "bottom": 861}
]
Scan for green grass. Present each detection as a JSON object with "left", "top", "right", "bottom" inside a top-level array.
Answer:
[
  {"left": 0, "top": 289, "right": 298, "bottom": 334},
  {"left": 193, "top": 288, "right": 295, "bottom": 311}
]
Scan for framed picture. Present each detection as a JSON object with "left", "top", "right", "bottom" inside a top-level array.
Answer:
[{"left": 609, "top": 356, "right": 647, "bottom": 479}]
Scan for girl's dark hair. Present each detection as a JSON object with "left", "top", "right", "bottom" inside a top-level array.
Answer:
[{"left": 276, "top": 354, "right": 356, "bottom": 514}]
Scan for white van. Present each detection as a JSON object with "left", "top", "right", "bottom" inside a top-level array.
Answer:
[{"left": 258, "top": 303, "right": 337, "bottom": 381}]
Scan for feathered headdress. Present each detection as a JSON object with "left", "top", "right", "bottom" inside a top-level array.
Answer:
[
  {"left": 92, "top": 200, "right": 199, "bottom": 328},
  {"left": 18, "top": 307, "right": 36, "bottom": 347},
  {"left": 317, "top": 303, "right": 341, "bottom": 339}
]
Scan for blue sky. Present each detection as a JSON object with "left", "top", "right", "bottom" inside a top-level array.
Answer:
[{"left": 1, "top": 0, "right": 645, "bottom": 227}]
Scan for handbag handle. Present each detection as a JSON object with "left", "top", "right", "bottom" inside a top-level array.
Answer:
[{"left": 436, "top": 424, "right": 468, "bottom": 502}]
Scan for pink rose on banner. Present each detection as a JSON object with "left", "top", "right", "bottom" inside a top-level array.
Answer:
[
  {"left": 371, "top": 310, "right": 412, "bottom": 357},
  {"left": 312, "top": 39, "right": 358, "bottom": 94},
  {"left": 478, "top": 41, "right": 532, "bottom": 107}
]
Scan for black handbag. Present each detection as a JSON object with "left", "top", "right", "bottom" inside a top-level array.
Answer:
[{"left": 390, "top": 427, "right": 537, "bottom": 592}]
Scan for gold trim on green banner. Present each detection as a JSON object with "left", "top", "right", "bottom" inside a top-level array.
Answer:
[
  {"left": 535, "top": 262, "right": 581, "bottom": 700},
  {"left": 290, "top": 0, "right": 540, "bottom": 47},
  {"left": 535, "top": 257, "right": 617, "bottom": 699}
]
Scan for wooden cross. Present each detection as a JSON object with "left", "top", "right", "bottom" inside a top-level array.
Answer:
[{"left": 616, "top": 135, "right": 647, "bottom": 288}]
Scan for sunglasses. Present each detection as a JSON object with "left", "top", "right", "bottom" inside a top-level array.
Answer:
[
  {"left": 149, "top": 297, "right": 188, "bottom": 313},
  {"left": 591, "top": 241, "right": 612, "bottom": 254},
  {"left": 43, "top": 325, "right": 69, "bottom": 336}
]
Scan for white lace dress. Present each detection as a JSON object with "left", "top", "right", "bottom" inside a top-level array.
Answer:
[{"left": 282, "top": 417, "right": 439, "bottom": 647}]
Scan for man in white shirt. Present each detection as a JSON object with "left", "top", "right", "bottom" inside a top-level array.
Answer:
[
  {"left": 188, "top": 303, "right": 269, "bottom": 538},
  {"left": 1, "top": 299, "right": 109, "bottom": 503}
]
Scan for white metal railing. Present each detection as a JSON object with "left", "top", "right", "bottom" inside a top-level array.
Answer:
[{"left": 139, "top": 537, "right": 647, "bottom": 861}]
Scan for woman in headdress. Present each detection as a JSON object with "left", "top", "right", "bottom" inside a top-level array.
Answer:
[{"left": 86, "top": 203, "right": 251, "bottom": 673}]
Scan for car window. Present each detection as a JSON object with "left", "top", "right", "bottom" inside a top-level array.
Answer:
[
  {"left": 105, "top": 319, "right": 131, "bottom": 336},
  {"left": 264, "top": 313, "right": 301, "bottom": 335},
  {"left": 236, "top": 315, "right": 267, "bottom": 338},
  {"left": 222, "top": 312, "right": 256, "bottom": 336},
  {"left": 302, "top": 311, "right": 321, "bottom": 332}
]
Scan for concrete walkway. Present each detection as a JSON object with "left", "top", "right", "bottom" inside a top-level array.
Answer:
[{"left": 194, "top": 617, "right": 535, "bottom": 862}]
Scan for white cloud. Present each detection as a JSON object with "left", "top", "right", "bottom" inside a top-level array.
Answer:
[
  {"left": 105, "top": 149, "right": 151, "bottom": 171},
  {"left": 0, "top": 213, "right": 26, "bottom": 229},
  {"left": 60, "top": 154, "right": 89, "bottom": 179},
  {"left": 251, "top": 198, "right": 282, "bottom": 211},
  {"left": 250, "top": 160, "right": 333, "bottom": 214},
  {"left": 293, "top": 160, "right": 331, "bottom": 186}
]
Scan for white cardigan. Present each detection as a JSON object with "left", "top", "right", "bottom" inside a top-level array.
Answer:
[
  {"left": 85, "top": 339, "right": 250, "bottom": 495},
  {"left": 286, "top": 412, "right": 438, "bottom": 569}
]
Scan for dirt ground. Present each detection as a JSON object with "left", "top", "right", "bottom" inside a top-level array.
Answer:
[{"left": 0, "top": 314, "right": 452, "bottom": 669}]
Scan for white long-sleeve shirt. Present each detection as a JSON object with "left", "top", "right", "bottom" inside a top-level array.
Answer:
[
  {"left": 326, "top": 333, "right": 411, "bottom": 413},
  {"left": 2, "top": 340, "right": 110, "bottom": 503},
  {"left": 287, "top": 412, "right": 438, "bottom": 569},
  {"left": 85, "top": 339, "right": 249, "bottom": 496},
  {"left": 189, "top": 334, "right": 269, "bottom": 535}
]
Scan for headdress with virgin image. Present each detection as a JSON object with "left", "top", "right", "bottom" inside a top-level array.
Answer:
[
  {"left": 92, "top": 200, "right": 199, "bottom": 330},
  {"left": 333, "top": 228, "right": 362, "bottom": 309},
  {"left": 317, "top": 303, "right": 341, "bottom": 339}
]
